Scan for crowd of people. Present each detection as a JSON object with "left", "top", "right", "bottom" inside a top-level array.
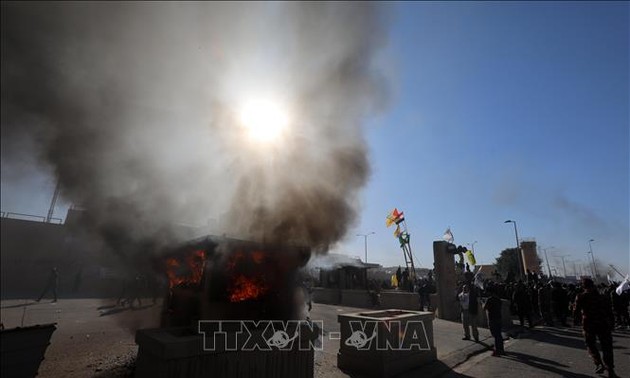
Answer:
[{"left": 454, "top": 269, "right": 629, "bottom": 378}]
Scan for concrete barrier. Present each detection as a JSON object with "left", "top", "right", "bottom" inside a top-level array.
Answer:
[
  {"left": 313, "top": 288, "right": 421, "bottom": 311},
  {"left": 337, "top": 309, "right": 436, "bottom": 377}
]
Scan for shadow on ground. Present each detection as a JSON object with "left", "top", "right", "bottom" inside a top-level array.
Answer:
[
  {"left": 501, "top": 351, "right": 593, "bottom": 378},
  {"left": 99, "top": 305, "right": 154, "bottom": 317},
  {"left": 1, "top": 301, "right": 38, "bottom": 309}
]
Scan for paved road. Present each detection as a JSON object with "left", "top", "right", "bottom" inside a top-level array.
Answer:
[
  {"left": 1, "top": 300, "right": 479, "bottom": 377},
  {"left": 452, "top": 325, "right": 630, "bottom": 378},
  {"left": 4, "top": 299, "right": 626, "bottom": 377}
]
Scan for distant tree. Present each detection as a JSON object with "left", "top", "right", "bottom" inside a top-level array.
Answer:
[{"left": 495, "top": 248, "right": 519, "bottom": 280}]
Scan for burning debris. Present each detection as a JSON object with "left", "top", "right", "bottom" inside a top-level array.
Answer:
[
  {"left": 165, "top": 250, "right": 206, "bottom": 289},
  {"left": 160, "top": 236, "right": 312, "bottom": 327}
]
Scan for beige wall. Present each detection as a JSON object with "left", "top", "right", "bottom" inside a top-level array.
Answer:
[{"left": 520, "top": 241, "right": 541, "bottom": 274}]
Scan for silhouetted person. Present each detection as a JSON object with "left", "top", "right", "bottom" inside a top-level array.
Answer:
[
  {"left": 484, "top": 286, "right": 504, "bottom": 356},
  {"left": 37, "top": 267, "right": 58, "bottom": 302},
  {"left": 396, "top": 266, "right": 402, "bottom": 289},
  {"left": 512, "top": 282, "right": 533, "bottom": 328},
  {"left": 464, "top": 264, "right": 474, "bottom": 285},
  {"left": 129, "top": 275, "right": 143, "bottom": 308},
  {"left": 538, "top": 283, "right": 553, "bottom": 326},
  {"left": 575, "top": 278, "right": 617, "bottom": 378},
  {"left": 551, "top": 282, "right": 569, "bottom": 326},
  {"left": 458, "top": 285, "right": 479, "bottom": 341},
  {"left": 402, "top": 267, "right": 410, "bottom": 290},
  {"left": 72, "top": 267, "right": 83, "bottom": 294},
  {"left": 611, "top": 286, "right": 629, "bottom": 329}
]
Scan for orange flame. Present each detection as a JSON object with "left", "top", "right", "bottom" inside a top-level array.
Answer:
[
  {"left": 226, "top": 250, "right": 269, "bottom": 302},
  {"left": 165, "top": 249, "right": 206, "bottom": 289},
  {"left": 229, "top": 275, "right": 269, "bottom": 302}
]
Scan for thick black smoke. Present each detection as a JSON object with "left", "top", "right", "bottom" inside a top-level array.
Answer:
[{"left": 1, "top": 2, "right": 389, "bottom": 259}]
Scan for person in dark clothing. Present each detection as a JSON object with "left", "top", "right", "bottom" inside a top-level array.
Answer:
[
  {"left": 418, "top": 279, "right": 430, "bottom": 311},
  {"left": 402, "top": 268, "right": 410, "bottom": 291},
  {"left": 538, "top": 283, "right": 553, "bottom": 326},
  {"left": 458, "top": 285, "right": 479, "bottom": 341},
  {"left": 512, "top": 282, "right": 533, "bottom": 328},
  {"left": 484, "top": 287, "right": 504, "bottom": 356},
  {"left": 611, "top": 288, "right": 629, "bottom": 329},
  {"left": 37, "top": 267, "right": 58, "bottom": 302},
  {"left": 551, "top": 282, "right": 569, "bottom": 326},
  {"left": 396, "top": 266, "right": 402, "bottom": 289},
  {"left": 574, "top": 278, "right": 618, "bottom": 378}
]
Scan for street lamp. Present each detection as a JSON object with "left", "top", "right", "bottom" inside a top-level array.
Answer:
[
  {"left": 357, "top": 232, "right": 375, "bottom": 263},
  {"left": 504, "top": 220, "right": 523, "bottom": 279},
  {"left": 555, "top": 254, "right": 570, "bottom": 277},
  {"left": 467, "top": 241, "right": 478, "bottom": 254},
  {"left": 541, "top": 246, "right": 555, "bottom": 278},
  {"left": 588, "top": 238, "right": 599, "bottom": 279}
]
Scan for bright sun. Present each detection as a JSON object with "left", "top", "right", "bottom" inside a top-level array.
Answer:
[{"left": 238, "top": 99, "right": 289, "bottom": 143}]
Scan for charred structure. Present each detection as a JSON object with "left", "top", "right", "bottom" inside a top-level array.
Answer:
[
  {"left": 160, "top": 236, "right": 312, "bottom": 326},
  {"left": 135, "top": 236, "right": 318, "bottom": 378}
]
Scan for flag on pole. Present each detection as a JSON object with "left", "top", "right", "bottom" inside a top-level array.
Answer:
[
  {"left": 474, "top": 273, "right": 484, "bottom": 290},
  {"left": 443, "top": 228, "right": 454, "bottom": 243},
  {"left": 616, "top": 276, "right": 630, "bottom": 295},
  {"left": 398, "top": 232, "right": 410, "bottom": 247},
  {"left": 465, "top": 250, "right": 476, "bottom": 266},
  {"left": 394, "top": 225, "right": 402, "bottom": 238},
  {"left": 385, "top": 208, "right": 404, "bottom": 227},
  {"left": 391, "top": 274, "right": 398, "bottom": 288}
]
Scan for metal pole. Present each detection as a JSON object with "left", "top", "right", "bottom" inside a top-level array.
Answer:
[
  {"left": 588, "top": 239, "right": 599, "bottom": 279},
  {"left": 357, "top": 232, "right": 375, "bottom": 263},
  {"left": 46, "top": 181, "right": 61, "bottom": 223},
  {"left": 609, "top": 264, "right": 625, "bottom": 280},
  {"left": 542, "top": 247, "right": 554, "bottom": 278},
  {"left": 505, "top": 220, "right": 523, "bottom": 280},
  {"left": 557, "top": 255, "right": 570, "bottom": 277}
]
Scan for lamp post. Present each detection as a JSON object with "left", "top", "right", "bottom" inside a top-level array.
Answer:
[
  {"left": 556, "top": 254, "right": 570, "bottom": 277},
  {"left": 504, "top": 220, "right": 523, "bottom": 279},
  {"left": 467, "top": 241, "right": 478, "bottom": 254},
  {"left": 588, "top": 239, "right": 599, "bottom": 280},
  {"left": 541, "top": 246, "right": 555, "bottom": 278},
  {"left": 357, "top": 232, "right": 375, "bottom": 263},
  {"left": 569, "top": 259, "right": 579, "bottom": 277}
]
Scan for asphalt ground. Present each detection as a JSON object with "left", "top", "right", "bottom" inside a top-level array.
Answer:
[{"left": 3, "top": 299, "right": 626, "bottom": 377}]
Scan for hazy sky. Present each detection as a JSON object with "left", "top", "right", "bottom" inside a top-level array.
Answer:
[
  {"left": 337, "top": 2, "right": 629, "bottom": 275},
  {"left": 1, "top": 2, "right": 628, "bottom": 275}
]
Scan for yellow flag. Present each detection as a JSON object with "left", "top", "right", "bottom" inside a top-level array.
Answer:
[
  {"left": 391, "top": 274, "right": 398, "bottom": 287},
  {"left": 465, "top": 250, "right": 476, "bottom": 266}
]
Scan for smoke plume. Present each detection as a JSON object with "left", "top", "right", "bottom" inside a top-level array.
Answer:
[{"left": 1, "top": 2, "right": 389, "bottom": 259}]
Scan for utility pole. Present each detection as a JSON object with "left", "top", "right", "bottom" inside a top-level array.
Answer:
[
  {"left": 588, "top": 239, "right": 599, "bottom": 280},
  {"left": 357, "top": 232, "right": 375, "bottom": 263},
  {"left": 556, "top": 254, "right": 570, "bottom": 277},
  {"left": 504, "top": 220, "right": 523, "bottom": 279},
  {"left": 541, "top": 246, "right": 554, "bottom": 278}
]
